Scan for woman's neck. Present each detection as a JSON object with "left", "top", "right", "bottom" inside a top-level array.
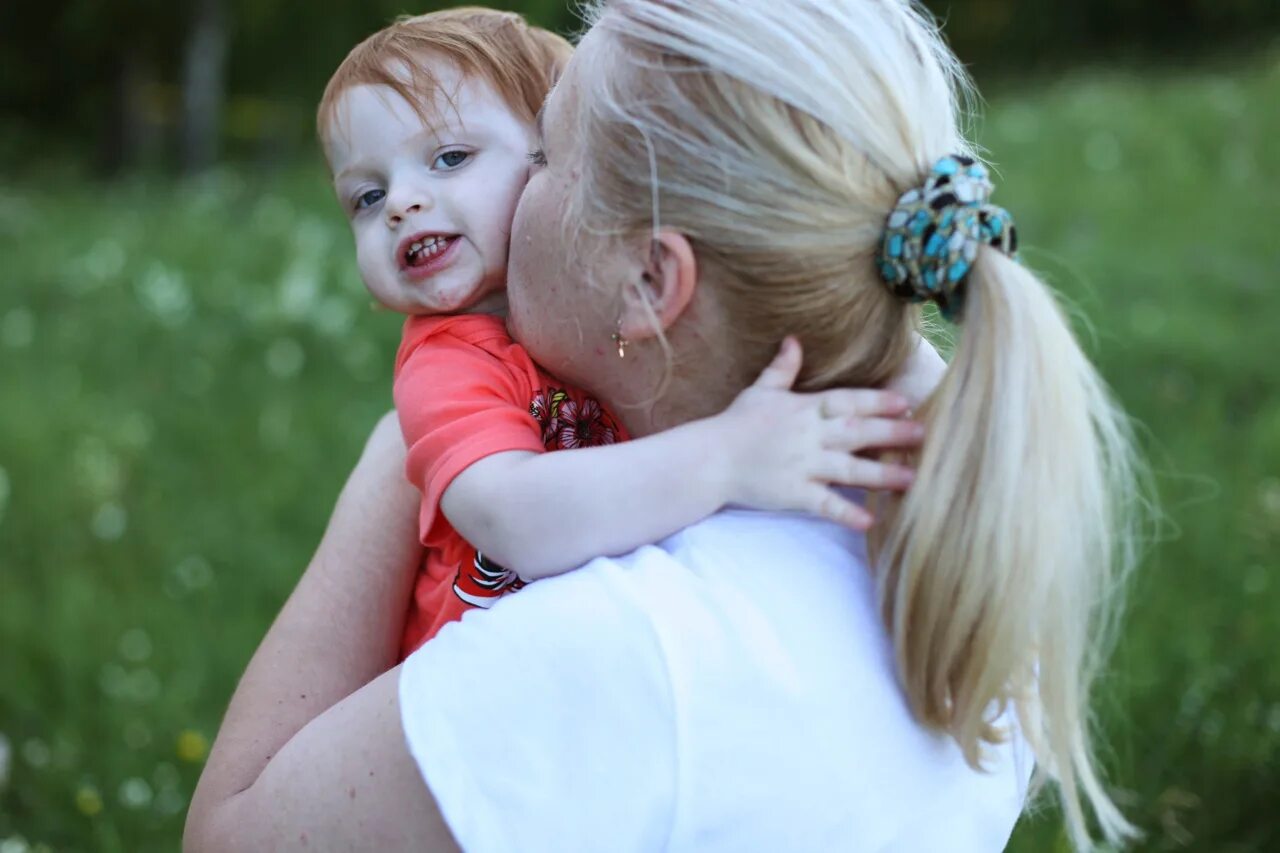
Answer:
[
  {"left": 615, "top": 332, "right": 945, "bottom": 439},
  {"left": 885, "top": 335, "right": 947, "bottom": 409},
  {"left": 609, "top": 325, "right": 748, "bottom": 438}
]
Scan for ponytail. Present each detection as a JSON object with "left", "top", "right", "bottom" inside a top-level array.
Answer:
[{"left": 872, "top": 249, "right": 1143, "bottom": 848}]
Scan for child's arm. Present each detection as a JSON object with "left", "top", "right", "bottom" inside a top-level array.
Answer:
[{"left": 441, "top": 337, "right": 923, "bottom": 580}]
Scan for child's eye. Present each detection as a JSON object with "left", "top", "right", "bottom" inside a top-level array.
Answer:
[
  {"left": 527, "top": 149, "right": 547, "bottom": 168},
  {"left": 354, "top": 188, "right": 385, "bottom": 211},
  {"left": 433, "top": 150, "right": 471, "bottom": 170}
]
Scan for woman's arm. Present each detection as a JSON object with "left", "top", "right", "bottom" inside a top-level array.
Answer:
[{"left": 184, "top": 413, "right": 456, "bottom": 852}]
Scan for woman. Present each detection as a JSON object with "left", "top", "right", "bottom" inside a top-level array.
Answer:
[{"left": 186, "top": 1, "right": 1140, "bottom": 850}]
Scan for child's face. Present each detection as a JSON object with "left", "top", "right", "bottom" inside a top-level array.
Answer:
[{"left": 326, "top": 60, "right": 536, "bottom": 315}]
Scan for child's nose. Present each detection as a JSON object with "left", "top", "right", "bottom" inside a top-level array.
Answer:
[{"left": 386, "top": 191, "right": 432, "bottom": 226}]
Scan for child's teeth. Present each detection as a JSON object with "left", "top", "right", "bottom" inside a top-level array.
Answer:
[{"left": 406, "top": 236, "right": 452, "bottom": 265}]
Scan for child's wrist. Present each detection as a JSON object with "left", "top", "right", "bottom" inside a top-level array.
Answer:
[{"left": 688, "top": 413, "right": 741, "bottom": 511}]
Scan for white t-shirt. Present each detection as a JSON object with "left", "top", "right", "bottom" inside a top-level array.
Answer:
[{"left": 399, "top": 509, "right": 1033, "bottom": 852}]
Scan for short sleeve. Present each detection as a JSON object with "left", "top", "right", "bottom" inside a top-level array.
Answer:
[
  {"left": 394, "top": 327, "right": 545, "bottom": 537},
  {"left": 398, "top": 556, "right": 678, "bottom": 853}
]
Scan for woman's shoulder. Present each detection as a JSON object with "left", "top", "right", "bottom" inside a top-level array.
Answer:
[
  {"left": 638, "top": 509, "right": 877, "bottom": 621},
  {"left": 399, "top": 545, "right": 681, "bottom": 850},
  {"left": 402, "top": 512, "right": 1030, "bottom": 850},
  {"left": 538, "top": 509, "right": 876, "bottom": 644},
  {"left": 616, "top": 512, "right": 1031, "bottom": 848}
]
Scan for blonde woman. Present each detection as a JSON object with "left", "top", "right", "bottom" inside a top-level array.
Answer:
[{"left": 186, "top": 1, "right": 1141, "bottom": 850}]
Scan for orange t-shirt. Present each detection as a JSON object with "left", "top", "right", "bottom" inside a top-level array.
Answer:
[{"left": 393, "top": 314, "right": 627, "bottom": 658}]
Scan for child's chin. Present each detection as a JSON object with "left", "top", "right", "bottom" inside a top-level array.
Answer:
[{"left": 425, "top": 282, "right": 500, "bottom": 314}]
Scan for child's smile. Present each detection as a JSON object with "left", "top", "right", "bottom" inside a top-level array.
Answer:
[{"left": 399, "top": 232, "right": 461, "bottom": 279}]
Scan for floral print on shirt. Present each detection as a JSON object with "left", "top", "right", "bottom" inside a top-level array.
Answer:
[
  {"left": 529, "top": 388, "right": 620, "bottom": 451},
  {"left": 452, "top": 386, "right": 623, "bottom": 608}
]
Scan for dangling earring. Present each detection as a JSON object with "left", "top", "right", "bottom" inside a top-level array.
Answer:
[
  {"left": 610, "top": 321, "right": 629, "bottom": 359},
  {"left": 613, "top": 243, "right": 658, "bottom": 359}
]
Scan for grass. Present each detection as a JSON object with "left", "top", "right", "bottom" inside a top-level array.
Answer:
[{"left": 2, "top": 50, "right": 1279, "bottom": 851}]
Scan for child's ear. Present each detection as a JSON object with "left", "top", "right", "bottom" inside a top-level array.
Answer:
[{"left": 618, "top": 230, "right": 698, "bottom": 342}]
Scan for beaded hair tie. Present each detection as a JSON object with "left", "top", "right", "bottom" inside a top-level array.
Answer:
[{"left": 876, "top": 154, "right": 1018, "bottom": 321}]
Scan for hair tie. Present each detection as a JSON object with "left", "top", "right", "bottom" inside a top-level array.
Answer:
[{"left": 876, "top": 154, "right": 1018, "bottom": 321}]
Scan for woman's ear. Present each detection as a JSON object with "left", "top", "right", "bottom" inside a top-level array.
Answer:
[{"left": 618, "top": 230, "right": 698, "bottom": 342}]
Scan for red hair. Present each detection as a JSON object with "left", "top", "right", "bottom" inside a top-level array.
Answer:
[{"left": 317, "top": 7, "right": 571, "bottom": 161}]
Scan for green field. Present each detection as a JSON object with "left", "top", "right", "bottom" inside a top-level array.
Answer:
[{"left": 2, "top": 52, "right": 1278, "bottom": 851}]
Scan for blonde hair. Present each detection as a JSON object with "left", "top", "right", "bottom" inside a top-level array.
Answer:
[
  {"left": 316, "top": 7, "right": 571, "bottom": 163},
  {"left": 570, "top": 0, "right": 1144, "bottom": 847}
]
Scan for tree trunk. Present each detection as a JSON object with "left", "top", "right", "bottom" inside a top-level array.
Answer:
[
  {"left": 180, "top": 0, "right": 229, "bottom": 174},
  {"left": 102, "top": 56, "right": 157, "bottom": 176}
]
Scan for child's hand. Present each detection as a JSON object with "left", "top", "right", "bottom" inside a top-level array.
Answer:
[{"left": 717, "top": 336, "right": 924, "bottom": 530}]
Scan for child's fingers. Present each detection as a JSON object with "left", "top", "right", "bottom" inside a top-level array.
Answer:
[
  {"left": 814, "top": 388, "right": 911, "bottom": 419},
  {"left": 806, "top": 485, "right": 874, "bottom": 530},
  {"left": 816, "top": 452, "right": 916, "bottom": 491},
  {"left": 823, "top": 416, "right": 925, "bottom": 451},
  {"left": 750, "top": 336, "right": 803, "bottom": 391}
]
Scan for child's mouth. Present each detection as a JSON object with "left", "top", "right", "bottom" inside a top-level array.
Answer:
[{"left": 404, "top": 235, "right": 456, "bottom": 268}]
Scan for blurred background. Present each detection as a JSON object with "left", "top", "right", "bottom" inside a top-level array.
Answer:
[{"left": 1, "top": 0, "right": 1277, "bottom": 850}]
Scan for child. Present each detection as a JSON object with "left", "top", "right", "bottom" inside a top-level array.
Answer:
[{"left": 316, "top": 8, "right": 922, "bottom": 657}]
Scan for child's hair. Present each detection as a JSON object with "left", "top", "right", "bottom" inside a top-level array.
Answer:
[
  {"left": 316, "top": 7, "right": 572, "bottom": 162},
  {"left": 570, "top": 0, "right": 1145, "bottom": 848}
]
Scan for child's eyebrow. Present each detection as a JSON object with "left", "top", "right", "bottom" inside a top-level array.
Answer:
[
  {"left": 535, "top": 104, "right": 546, "bottom": 143},
  {"left": 332, "top": 127, "right": 441, "bottom": 184},
  {"left": 333, "top": 164, "right": 368, "bottom": 184}
]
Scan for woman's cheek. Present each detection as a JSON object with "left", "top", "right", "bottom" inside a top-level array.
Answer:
[
  {"left": 505, "top": 247, "right": 542, "bottom": 351},
  {"left": 513, "top": 270, "right": 574, "bottom": 377},
  {"left": 508, "top": 176, "right": 575, "bottom": 358},
  {"left": 512, "top": 260, "right": 555, "bottom": 357}
]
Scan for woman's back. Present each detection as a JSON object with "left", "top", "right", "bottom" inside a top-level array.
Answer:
[{"left": 400, "top": 509, "right": 1031, "bottom": 851}]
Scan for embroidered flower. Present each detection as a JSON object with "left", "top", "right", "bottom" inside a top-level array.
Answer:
[
  {"left": 530, "top": 389, "right": 568, "bottom": 446},
  {"left": 532, "top": 389, "right": 558, "bottom": 445},
  {"left": 556, "top": 398, "right": 617, "bottom": 449}
]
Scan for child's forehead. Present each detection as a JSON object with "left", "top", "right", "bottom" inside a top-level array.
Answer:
[{"left": 327, "top": 60, "right": 521, "bottom": 141}]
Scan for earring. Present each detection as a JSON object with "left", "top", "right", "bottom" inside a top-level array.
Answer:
[{"left": 610, "top": 323, "right": 629, "bottom": 358}]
